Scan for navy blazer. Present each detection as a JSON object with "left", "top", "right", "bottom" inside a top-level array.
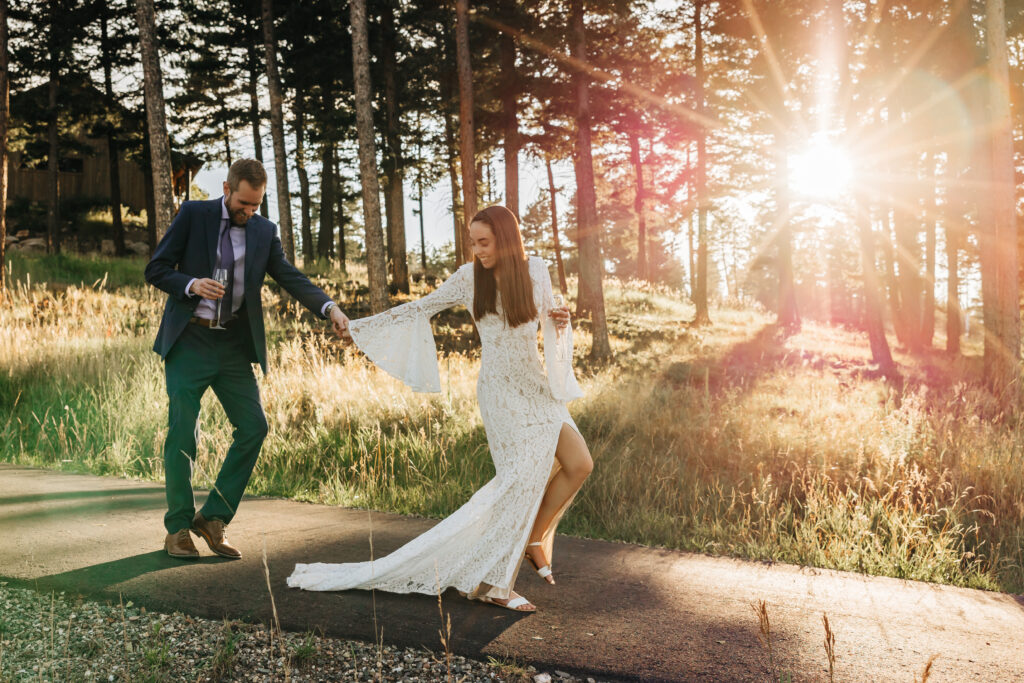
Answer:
[{"left": 145, "top": 197, "right": 331, "bottom": 374}]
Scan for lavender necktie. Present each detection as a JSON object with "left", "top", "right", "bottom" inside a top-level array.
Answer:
[{"left": 218, "top": 222, "right": 235, "bottom": 325}]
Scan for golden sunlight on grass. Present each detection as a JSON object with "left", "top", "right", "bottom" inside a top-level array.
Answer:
[{"left": 1, "top": 265, "right": 1022, "bottom": 593}]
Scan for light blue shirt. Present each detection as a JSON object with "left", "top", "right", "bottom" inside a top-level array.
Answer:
[{"left": 185, "top": 198, "right": 335, "bottom": 319}]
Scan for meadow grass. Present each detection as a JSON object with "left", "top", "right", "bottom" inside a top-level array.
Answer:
[{"left": 1, "top": 254, "right": 1022, "bottom": 594}]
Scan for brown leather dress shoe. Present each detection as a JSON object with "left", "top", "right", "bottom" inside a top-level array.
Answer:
[
  {"left": 165, "top": 529, "right": 199, "bottom": 559},
  {"left": 191, "top": 513, "right": 242, "bottom": 559}
]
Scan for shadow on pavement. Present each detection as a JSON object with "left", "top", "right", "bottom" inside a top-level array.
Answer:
[
  {"left": 27, "top": 551, "right": 233, "bottom": 595},
  {"left": 0, "top": 487, "right": 165, "bottom": 507},
  {"left": 0, "top": 490, "right": 166, "bottom": 525}
]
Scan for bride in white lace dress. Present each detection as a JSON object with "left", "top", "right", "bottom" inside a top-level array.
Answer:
[{"left": 287, "top": 205, "right": 593, "bottom": 611}]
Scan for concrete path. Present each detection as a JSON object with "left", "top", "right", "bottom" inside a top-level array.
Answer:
[{"left": 1, "top": 464, "right": 1022, "bottom": 682}]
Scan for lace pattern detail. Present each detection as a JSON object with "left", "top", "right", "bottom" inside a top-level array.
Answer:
[{"left": 288, "top": 257, "right": 584, "bottom": 598}]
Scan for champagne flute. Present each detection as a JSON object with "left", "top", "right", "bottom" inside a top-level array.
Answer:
[
  {"left": 552, "top": 293, "right": 569, "bottom": 361},
  {"left": 211, "top": 268, "right": 229, "bottom": 330}
]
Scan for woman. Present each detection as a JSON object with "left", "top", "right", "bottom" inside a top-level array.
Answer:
[{"left": 287, "top": 205, "right": 593, "bottom": 612}]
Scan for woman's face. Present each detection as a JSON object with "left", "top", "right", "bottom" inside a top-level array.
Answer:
[{"left": 469, "top": 221, "right": 498, "bottom": 269}]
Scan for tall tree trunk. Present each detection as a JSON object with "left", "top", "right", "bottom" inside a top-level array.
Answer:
[
  {"left": 686, "top": 144, "right": 696, "bottom": 296},
  {"left": 499, "top": 0, "right": 519, "bottom": 217},
  {"left": 261, "top": 0, "right": 294, "bottom": 262},
  {"left": 546, "top": 156, "right": 568, "bottom": 295},
  {"left": 318, "top": 79, "right": 335, "bottom": 262},
  {"left": 380, "top": 1, "right": 408, "bottom": 293},
  {"left": 857, "top": 209, "right": 895, "bottom": 372},
  {"left": 350, "top": 0, "right": 388, "bottom": 313},
  {"left": 441, "top": 57, "right": 464, "bottom": 261},
  {"left": 982, "top": 0, "right": 1020, "bottom": 390},
  {"left": 222, "top": 108, "right": 233, "bottom": 168},
  {"left": 454, "top": 0, "right": 476, "bottom": 264},
  {"left": 774, "top": 143, "right": 799, "bottom": 328},
  {"left": 335, "top": 158, "right": 347, "bottom": 270},
  {"left": 628, "top": 131, "right": 648, "bottom": 281},
  {"left": 46, "top": 0, "right": 60, "bottom": 255},
  {"left": 99, "top": 5, "right": 125, "bottom": 256},
  {"left": 247, "top": 47, "right": 269, "bottom": 218},
  {"left": 946, "top": 170, "right": 962, "bottom": 355},
  {"left": 417, "top": 170, "right": 427, "bottom": 271},
  {"left": 570, "top": 0, "right": 612, "bottom": 362},
  {"left": 692, "top": 0, "right": 711, "bottom": 325},
  {"left": 136, "top": 0, "right": 175, "bottom": 238},
  {"left": 0, "top": 0, "right": 8, "bottom": 301},
  {"left": 882, "top": 209, "right": 903, "bottom": 335},
  {"left": 892, "top": 104, "right": 922, "bottom": 352},
  {"left": 319, "top": 143, "right": 336, "bottom": 262},
  {"left": 293, "top": 94, "right": 314, "bottom": 264},
  {"left": 946, "top": 0, "right": 982, "bottom": 356},
  {"left": 921, "top": 153, "right": 937, "bottom": 348},
  {"left": 142, "top": 110, "right": 156, "bottom": 256}
]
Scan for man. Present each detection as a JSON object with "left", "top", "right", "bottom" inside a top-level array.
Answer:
[{"left": 145, "top": 159, "right": 350, "bottom": 560}]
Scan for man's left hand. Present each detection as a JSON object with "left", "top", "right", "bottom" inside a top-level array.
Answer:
[{"left": 330, "top": 306, "right": 352, "bottom": 342}]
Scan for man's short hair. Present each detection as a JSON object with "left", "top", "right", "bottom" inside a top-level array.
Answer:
[{"left": 227, "top": 159, "right": 267, "bottom": 191}]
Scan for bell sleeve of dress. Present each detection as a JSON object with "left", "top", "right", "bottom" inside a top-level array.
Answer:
[
  {"left": 348, "top": 264, "right": 471, "bottom": 393},
  {"left": 536, "top": 258, "right": 584, "bottom": 402}
]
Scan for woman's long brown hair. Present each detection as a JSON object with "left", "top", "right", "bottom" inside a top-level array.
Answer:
[{"left": 471, "top": 206, "right": 538, "bottom": 327}]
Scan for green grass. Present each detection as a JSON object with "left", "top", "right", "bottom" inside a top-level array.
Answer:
[{"left": 1, "top": 255, "right": 1022, "bottom": 594}]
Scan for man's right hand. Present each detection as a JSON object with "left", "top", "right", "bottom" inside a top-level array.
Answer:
[{"left": 189, "top": 278, "right": 226, "bottom": 300}]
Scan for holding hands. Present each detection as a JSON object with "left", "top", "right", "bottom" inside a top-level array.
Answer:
[{"left": 330, "top": 305, "right": 353, "bottom": 342}]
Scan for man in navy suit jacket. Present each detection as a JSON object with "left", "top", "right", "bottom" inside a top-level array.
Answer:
[{"left": 145, "top": 159, "right": 350, "bottom": 560}]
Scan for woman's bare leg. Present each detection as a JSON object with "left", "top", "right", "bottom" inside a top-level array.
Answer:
[{"left": 526, "top": 424, "right": 593, "bottom": 577}]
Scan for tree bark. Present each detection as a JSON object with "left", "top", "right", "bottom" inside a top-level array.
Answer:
[
  {"left": 136, "top": 0, "right": 175, "bottom": 239},
  {"left": 686, "top": 144, "right": 696, "bottom": 297},
  {"left": 628, "top": 131, "right": 647, "bottom": 281},
  {"left": 318, "top": 77, "right": 335, "bottom": 263},
  {"left": 982, "top": 0, "right": 1020, "bottom": 390},
  {"left": 921, "top": 153, "right": 937, "bottom": 348},
  {"left": 293, "top": 94, "right": 314, "bottom": 264},
  {"left": 945, "top": 169, "right": 962, "bottom": 355},
  {"left": 261, "top": 0, "right": 294, "bottom": 262},
  {"left": 454, "top": 0, "right": 476, "bottom": 264},
  {"left": 0, "top": 0, "right": 8, "bottom": 301},
  {"left": 692, "top": 0, "right": 711, "bottom": 325},
  {"left": 335, "top": 157, "right": 346, "bottom": 270},
  {"left": 350, "top": 0, "right": 388, "bottom": 313},
  {"left": 380, "top": 1, "right": 408, "bottom": 293},
  {"left": 546, "top": 156, "right": 568, "bottom": 295},
  {"left": 441, "top": 51, "right": 464, "bottom": 261},
  {"left": 857, "top": 209, "right": 895, "bottom": 372},
  {"left": 99, "top": 5, "right": 125, "bottom": 256},
  {"left": 499, "top": 0, "right": 519, "bottom": 217},
  {"left": 570, "top": 0, "right": 612, "bottom": 362},
  {"left": 247, "top": 45, "right": 269, "bottom": 218},
  {"left": 775, "top": 140, "right": 799, "bottom": 329},
  {"left": 46, "top": 0, "right": 60, "bottom": 255}
]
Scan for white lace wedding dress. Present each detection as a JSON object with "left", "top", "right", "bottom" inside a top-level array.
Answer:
[{"left": 287, "top": 256, "right": 584, "bottom": 600}]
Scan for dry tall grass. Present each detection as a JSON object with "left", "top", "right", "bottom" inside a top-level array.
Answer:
[{"left": 2, "top": 253, "right": 1022, "bottom": 593}]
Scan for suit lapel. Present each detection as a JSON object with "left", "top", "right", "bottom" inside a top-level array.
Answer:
[{"left": 207, "top": 198, "right": 223, "bottom": 273}]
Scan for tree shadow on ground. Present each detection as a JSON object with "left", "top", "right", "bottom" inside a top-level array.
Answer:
[{"left": 0, "top": 488, "right": 166, "bottom": 525}]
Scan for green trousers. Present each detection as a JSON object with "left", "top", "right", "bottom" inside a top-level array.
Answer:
[{"left": 162, "top": 322, "right": 267, "bottom": 534}]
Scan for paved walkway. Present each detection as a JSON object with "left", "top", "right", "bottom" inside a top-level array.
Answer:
[{"left": 1, "top": 464, "right": 1022, "bottom": 682}]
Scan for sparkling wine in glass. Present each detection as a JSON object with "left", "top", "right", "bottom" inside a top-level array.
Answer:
[{"left": 211, "top": 268, "right": 229, "bottom": 329}]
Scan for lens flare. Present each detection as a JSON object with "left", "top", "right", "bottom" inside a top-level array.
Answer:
[{"left": 789, "top": 140, "right": 854, "bottom": 200}]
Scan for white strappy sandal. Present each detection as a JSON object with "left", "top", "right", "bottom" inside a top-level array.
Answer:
[
  {"left": 462, "top": 590, "right": 536, "bottom": 612},
  {"left": 525, "top": 542, "right": 555, "bottom": 585}
]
